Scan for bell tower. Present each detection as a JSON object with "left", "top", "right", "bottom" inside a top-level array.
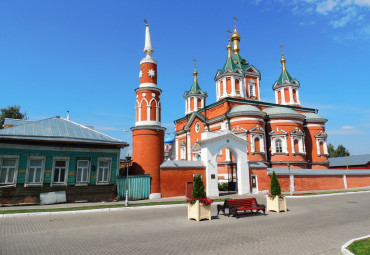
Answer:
[{"left": 131, "top": 21, "right": 165, "bottom": 199}]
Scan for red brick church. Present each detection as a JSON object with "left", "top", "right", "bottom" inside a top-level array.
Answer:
[{"left": 130, "top": 21, "right": 370, "bottom": 198}]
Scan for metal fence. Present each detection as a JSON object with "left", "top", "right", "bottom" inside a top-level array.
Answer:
[{"left": 117, "top": 175, "right": 151, "bottom": 200}]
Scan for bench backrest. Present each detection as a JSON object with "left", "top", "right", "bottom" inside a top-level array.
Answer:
[{"left": 228, "top": 198, "right": 259, "bottom": 208}]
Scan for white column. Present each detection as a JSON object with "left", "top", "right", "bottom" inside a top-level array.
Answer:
[
  {"left": 216, "top": 81, "right": 220, "bottom": 100},
  {"left": 231, "top": 77, "right": 236, "bottom": 96},
  {"left": 146, "top": 105, "right": 151, "bottom": 121},
  {"left": 138, "top": 106, "right": 142, "bottom": 122},
  {"left": 275, "top": 90, "right": 278, "bottom": 104},
  {"left": 175, "top": 137, "right": 179, "bottom": 160},
  {"left": 296, "top": 89, "right": 301, "bottom": 105},
  {"left": 222, "top": 77, "right": 227, "bottom": 97},
  {"left": 289, "top": 174, "right": 295, "bottom": 195},
  {"left": 193, "top": 96, "right": 197, "bottom": 111},
  {"left": 225, "top": 148, "right": 231, "bottom": 161},
  {"left": 343, "top": 174, "right": 348, "bottom": 189},
  {"left": 257, "top": 78, "right": 261, "bottom": 101},
  {"left": 281, "top": 88, "right": 286, "bottom": 104},
  {"left": 188, "top": 98, "right": 191, "bottom": 112},
  {"left": 185, "top": 99, "right": 187, "bottom": 115},
  {"left": 289, "top": 87, "right": 293, "bottom": 104},
  {"left": 240, "top": 79, "right": 245, "bottom": 98},
  {"left": 156, "top": 105, "right": 159, "bottom": 122},
  {"left": 201, "top": 98, "right": 204, "bottom": 108},
  {"left": 187, "top": 132, "right": 191, "bottom": 160}
]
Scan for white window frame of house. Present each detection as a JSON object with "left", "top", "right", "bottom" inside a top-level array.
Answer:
[
  {"left": 97, "top": 157, "right": 112, "bottom": 185},
  {"left": 250, "top": 134, "right": 265, "bottom": 153},
  {"left": 25, "top": 156, "right": 46, "bottom": 187},
  {"left": 0, "top": 155, "right": 20, "bottom": 185},
  {"left": 75, "top": 159, "right": 91, "bottom": 185},
  {"left": 275, "top": 139, "right": 283, "bottom": 153},
  {"left": 51, "top": 157, "right": 69, "bottom": 187}
]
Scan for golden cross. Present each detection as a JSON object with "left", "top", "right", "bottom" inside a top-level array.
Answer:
[
  {"left": 232, "top": 16, "right": 238, "bottom": 27},
  {"left": 227, "top": 29, "right": 232, "bottom": 40},
  {"left": 193, "top": 59, "right": 197, "bottom": 69},
  {"left": 144, "top": 19, "right": 148, "bottom": 25},
  {"left": 280, "top": 44, "right": 284, "bottom": 56}
]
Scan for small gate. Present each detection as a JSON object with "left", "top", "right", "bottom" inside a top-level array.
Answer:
[{"left": 117, "top": 175, "right": 151, "bottom": 200}]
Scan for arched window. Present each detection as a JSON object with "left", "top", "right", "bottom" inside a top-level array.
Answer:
[
  {"left": 180, "top": 142, "right": 186, "bottom": 160},
  {"left": 254, "top": 137, "right": 260, "bottom": 152},
  {"left": 293, "top": 89, "right": 297, "bottom": 103},
  {"left": 319, "top": 142, "right": 324, "bottom": 155},
  {"left": 249, "top": 83, "right": 255, "bottom": 97},
  {"left": 275, "top": 139, "right": 283, "bottom": 153},
  {"left": 277, "top": 90, "right": 282, "bottom": 103},
  {"left": 294, "top": 139, "right": 299, "bottom": 153}
]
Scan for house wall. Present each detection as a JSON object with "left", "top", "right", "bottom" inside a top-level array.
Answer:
[
  {"left": 160, "top": 167, "right": 206, "bottom": 198},
  {"left": 0, "top": 144, "right": 120, "bottom": 204}
]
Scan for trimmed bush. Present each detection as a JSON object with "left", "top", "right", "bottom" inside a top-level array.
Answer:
[
  {"left": 218, "top": 182, "right": 228, "bottom": 191},
  {"left": 270, "top": 171, "right": 281, "bottom": 196},
  {"left": 192, "top": 175, "right": 206, "bottom": 199}
]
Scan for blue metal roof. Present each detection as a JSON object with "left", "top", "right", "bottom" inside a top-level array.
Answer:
[
  {"left": 0, "top": 116, "right": 127, "bottom": 146},
  {"left": 4, "top": 118, "right": 33, "bottom": 126},
  {"left": 329, "top": 154, "right": 370, "bottom": 167}
]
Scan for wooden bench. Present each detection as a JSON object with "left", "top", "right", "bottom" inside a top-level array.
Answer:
[{"left": 228, "top": 198, "right": 266, "bottom": 219}]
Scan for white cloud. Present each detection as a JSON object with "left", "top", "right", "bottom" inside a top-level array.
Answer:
[
  {"left": 316, "top": 0, "right": 339, "bottom": 14},
  {"left": 341, "top": 125, "right": 356, "bottom": 129}
]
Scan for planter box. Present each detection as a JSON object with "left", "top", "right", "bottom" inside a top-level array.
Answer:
[
  {"left": 187, "top": 200, "right": 211, "bottom": 221},
  {"left": 266, "top": 195, "right": 287, "bottom": 213}
]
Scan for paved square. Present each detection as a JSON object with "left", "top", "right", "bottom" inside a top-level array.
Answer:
[{"left": 1, "top": 192, "right": 369, "bottom": 254}]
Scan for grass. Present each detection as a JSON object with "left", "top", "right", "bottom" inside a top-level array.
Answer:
[
  {"left": 0, "top": 199, "right": 225, "bottom": 215},
  {"left": 348, "top": 238, "right": 370, "bottom": 255}
]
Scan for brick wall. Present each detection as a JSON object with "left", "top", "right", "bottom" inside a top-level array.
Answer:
[{"left": 160, "top": 167, "right": 206, "bottom": 198}]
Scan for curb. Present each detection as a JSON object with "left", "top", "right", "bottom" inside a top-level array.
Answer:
[
  {"left": 341, "top": 234, "right": 370, "bottom": 255},
  {"left": 287, "top": 190, "right": 370, "bottom": 198},
  {"left": 0, "top": 203, "right": 189, "bottom": 218}
]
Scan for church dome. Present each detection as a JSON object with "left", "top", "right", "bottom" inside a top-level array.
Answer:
[
  {"left": 302, "top": 112, "right": 327, "bottom": 123},
  {"left": 228, "top": 104, "right": 266, "bottom": 117},
  {"left": 263, "top": 106, "right": 304, "bottom": 119}
]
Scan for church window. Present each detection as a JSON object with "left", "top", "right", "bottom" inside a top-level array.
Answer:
[
  {"left": 277, "top": 90, "right": 282, "bottom": 104},
  {"left": 294, "top": 139, "right": 299, "bottom": 153},
  {"left": 319, "top": 142, "right": 324, "bottom": 155},
  {"left": 180, "top": 142, "right": 186, "bottom": 160},
  {"left": 275, "top": 139, "right": 283, "bottom": 153},
  {"left": 249, "top": 84, "right": 255, "bottom": 97},
  {"left": 293, "top": 89, "right": 297, "bottom": 103},
  {"left": 254, "top": 137, "right": 260, "bottom": 152},
  {"left": 195, "top": 122, "right": 200, "bottom": 133}
]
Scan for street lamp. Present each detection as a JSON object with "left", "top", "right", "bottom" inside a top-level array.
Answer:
[{"left": 125, "top": 155, "right": 132, "bottom": 207}]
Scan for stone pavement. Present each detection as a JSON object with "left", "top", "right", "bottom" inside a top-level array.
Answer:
[{"left": 1, "top": 192, "right": 369, "bottom": 255}]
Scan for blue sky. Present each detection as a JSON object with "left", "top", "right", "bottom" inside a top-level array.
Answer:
[{"left": 1, "top": 0, "right": 369, "bottom": 155}]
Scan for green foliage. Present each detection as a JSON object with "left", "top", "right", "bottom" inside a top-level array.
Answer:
[
  {"left": 328, "top": 143, "right": 350, "bottom": 158},
  {"left": 270, "top": 171, "right": 281, "bottom": 196},
  {"left": 192, "top": 175, "right": 206, "bottom": 199},
  {"left": 348, "top": 238, "right": 370, "bottom": 255},
  {"left": 218, "top": 182, "right": 228, "bottom": 191},
  {"left": 0, "top": 105, "right": 27, "bottom": 129}
]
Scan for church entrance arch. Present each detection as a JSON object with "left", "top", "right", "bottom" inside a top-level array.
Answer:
[{"left": 196, "top": 130, "right": 250, "bottom": 197}]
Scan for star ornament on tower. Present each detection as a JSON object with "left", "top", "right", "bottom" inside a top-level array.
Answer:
[
  {"left": 148, "top": 69, "right": 155, "bottom": 77},
  {"left": 139, "top": 70, "right": 143, "bottom": 78}
]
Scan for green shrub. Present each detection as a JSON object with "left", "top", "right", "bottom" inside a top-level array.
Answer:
[
  {"left": 192, "top": 175, "right": 206, "bottom": 199},
  {"left": 218, "top": 182, "right": 228, "bottom": 191},
  {"left": 270, "top": 171, "right": 281, "bottom": 196}
]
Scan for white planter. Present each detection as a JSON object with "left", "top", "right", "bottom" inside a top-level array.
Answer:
[
  {"left": 266, "top": 195, "right": 287, "bottom": 213},
  {"left": 187, "top": 200, "right": 212, "bottom": 221}
]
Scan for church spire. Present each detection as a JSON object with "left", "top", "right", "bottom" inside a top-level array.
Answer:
[
  {"left": 280, "top": 44, "right": 286, "bottom": 71},
  {"left": 141, "top": 19, "right": 156, "bottom": 64},
  {"left": 231, "top": 16, "right": 241, "bottom": 54}
]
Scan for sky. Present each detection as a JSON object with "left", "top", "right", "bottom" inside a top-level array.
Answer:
[{"left": 1, "top": 0, "right": 370, "bottom": 155}]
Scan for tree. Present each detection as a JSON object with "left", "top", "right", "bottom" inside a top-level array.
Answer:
[
  {"left": 328, "top": 143, "right": 350, "bottom": 158},
  {"left": 0, "top": 105, "right": 27, "bottom": 129}
]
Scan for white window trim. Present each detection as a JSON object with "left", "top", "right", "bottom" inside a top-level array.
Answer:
[
  {"left": 75, "top": 159, "right": 91, "bottom": 186},
  {"left": 96, "top": 157, "right": 112, "bottom": 185},
  {"left": 180, "top": 142, "right": 186, "bottom": 160},
  {"left": 0, "top": 155, "right": 20, "bottom": 186},
  {"left": 291, "top": 136, "right": 306, "bottom": 154},
  {"left": 271, "top": 136, "right": 288, "bottom": 155},
  {"left": 250, "top": 134, "right": 265, "bottom": 153},
  {"left": 248, "top": 79, "right": 256, "bottom": 97},
  {"left": 51, "top": 157, "right": 69, "bottom": 187},
  {"left": 316, "top": 138, "right": 328, "bottom": 156},
  {"left": 25, "top": 156, "right": 46, "bottom": 187}
]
